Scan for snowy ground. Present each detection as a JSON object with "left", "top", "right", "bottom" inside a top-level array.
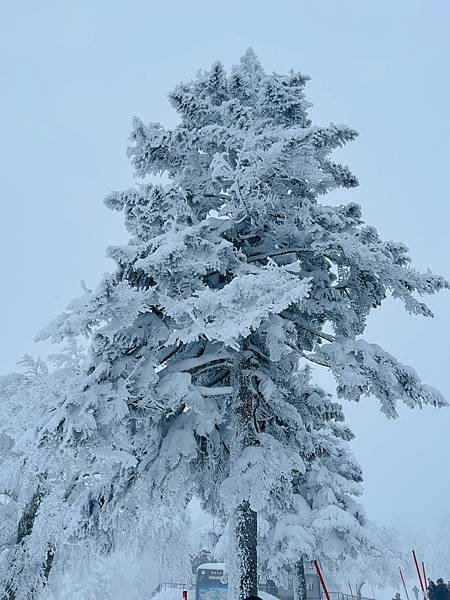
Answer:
[{"left": 152, "top": 589, "right": 279, "bottom": 600}]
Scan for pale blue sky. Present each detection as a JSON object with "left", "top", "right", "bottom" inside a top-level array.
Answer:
[{"left": 0, "top": 0, "right": 449, "bottom": 533}]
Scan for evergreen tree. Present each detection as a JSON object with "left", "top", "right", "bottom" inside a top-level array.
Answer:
[
  {"left": 0, "top": 351, "right": 82, "bottom": 600},
  {"left": 0, "top": 350, "right": 193, "bottom": 600},
  {"left": 34, "top": 49, "right": 447, "bottom": 598}
]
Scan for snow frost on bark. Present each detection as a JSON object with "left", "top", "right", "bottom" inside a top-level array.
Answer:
[
  {"left": 3, "top": 489, "right": 54, "bottom": 600},
  {"left": 229, "top": 349, "right": 258, "bottom": 600},
  {"left": 293, "top": 558, "right": 308, "bottom": 600},
  {"left": 231, "top": 501, "right": 258, "bottom": 600}
]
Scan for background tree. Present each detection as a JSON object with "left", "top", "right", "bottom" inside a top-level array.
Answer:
[
  {"left": 0, "top": 350, "right": 82, "bottom": 600},
  {"left": 32, "top": 50, "right": 447, "bottom": 599},
  {"left": 0, "top": 351, "right": 193, "bottom": 600},
  {"left": 339, "top": 524, "right": 410, "bottom": 597}
]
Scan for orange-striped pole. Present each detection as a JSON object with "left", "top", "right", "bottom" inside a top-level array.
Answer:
[
  {"left": 422, "top": 562, "right": 428, "bottom": 598},
  {"left": 422, "top": 563, "right": 427, "bottom": 589},
  {"left": 313, "top": 560, "right": 331, "bottom": 600},
  {"left": 413, "top": 550, "right": 425, "bottom": 593}
]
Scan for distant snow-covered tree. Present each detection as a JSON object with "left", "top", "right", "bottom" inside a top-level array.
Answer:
[
  {"left": 400, "top": 512, "right": 450, "bottom": 584},
  {"left": 32, "top": 49, "right": 447, "bottom": 599},
  {"left": 338, "top": 523, "right": 409, "bottom": 595},
  {"left": 0, "top": 349, "right": 83, "bottom": 600},
  {"left": 40, "top": 506, "right": 192, "bottom": 600}
]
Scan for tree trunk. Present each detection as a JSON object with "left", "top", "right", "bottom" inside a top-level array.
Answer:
[
  {"left": 16, "top": 490, "right": 43, "bottom": 545},
  {"left": 3, "top": 488, "right": 54, "bottom": 600},
  {"left": 230, "top": 348, "right": 258, "bottom": 600},
  {"left": 42, "top": 547, "right": 55, "bottom": 583},
  {"left": 233, "top": 500, "right": 258, "bottom": 599},
  {"left": 294, "top": 557, "right": 308, "bottom": 600}
]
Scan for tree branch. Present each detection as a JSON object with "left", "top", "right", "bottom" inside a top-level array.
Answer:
[
  {"left": 296, "top": 322, "right": 335, "bottom": 343},
  {"left": 199, "top": 368, "right": 229, "bottom": 388},
  {"left": 283, "top": 340, "right": 331, "bottom": 368},
  {"left": 162, "top": 353, "right": 231, "bottom": 375},
  {"left": 299, "top": 351, "right": 331, "bottom": 368},
  {"left": 195, "top": 386, "right": 233, "bottom": 396},
  {"left": 247, "top": 247, "right": 306, "bottom": 263}
]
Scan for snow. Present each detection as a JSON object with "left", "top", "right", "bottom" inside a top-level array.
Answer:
[
  {"left": 152, "top": 591, "right": 192, "bottom": 600},
  {"left": 1, "top": 47, "right": 445, "bottom": 599},
  {"left": 259, "top": 593, "right": 282, "bottom": 600},
  {"left": 152, "top": 588, "right": 279, "bottom": 600},
  {"left": 197, "top": 563, "right": 226, "bottom": 571}
]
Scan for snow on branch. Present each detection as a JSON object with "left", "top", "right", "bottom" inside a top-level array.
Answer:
[
  {"left": 165, "top": 263, "right": 310, "bottom": 349},
  {"left": 315, "top": 338, "right": 447, "bottom": 417}
]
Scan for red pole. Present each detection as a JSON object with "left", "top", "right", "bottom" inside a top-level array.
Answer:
[
  {"left": 183, "top": 591, "right": 188, "bottom": 600},
  {"left": 413, "top": 550, "right": 425, "bottom": 593},
  {"left": 422, "top": 562, "right": 428, "bottom": 593},
  {"left": 400, "top": 567, "right": 410, "bottom": 600},
  {"left": 313, "top": 560, "right": 331, "bottom": 600}
]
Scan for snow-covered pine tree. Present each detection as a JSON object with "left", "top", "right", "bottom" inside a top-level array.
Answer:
[
  {"left": 0, "top": 347, "right": 193, "bottom": 600},
  {"left": 35, "top": 49, "right": 447, "bottom": 599},
  {"left": 0, "top": 350, "right": 83, "bottom": 600}
]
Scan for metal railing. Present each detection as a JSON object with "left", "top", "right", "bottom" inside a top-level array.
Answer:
[
  {"left": 329, "top": 594, "right": 375, "bottom": 600},
  {"left": 151, "top": 582, "right": 375, "bottom": 600},
  {"left": 152, "top": 583, "right": 195, "bottom": 596}
]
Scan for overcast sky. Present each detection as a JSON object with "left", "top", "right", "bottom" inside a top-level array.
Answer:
[{"left": 1, "top": 0, "right": 449, "bottom": 535}]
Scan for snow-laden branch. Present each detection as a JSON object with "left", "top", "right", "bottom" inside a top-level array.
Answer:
[
  {"left": 165, "top": 262, "right": 310, "bottom": 348},
  {"left": 161, "top": 352, "right": 231, "bottom": 375},
  {"left": 247, "top": 247, "right": 309, "bottom": 263},
  {"left": 194, "top": 386, "right": 233, "bottom": 397}
]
